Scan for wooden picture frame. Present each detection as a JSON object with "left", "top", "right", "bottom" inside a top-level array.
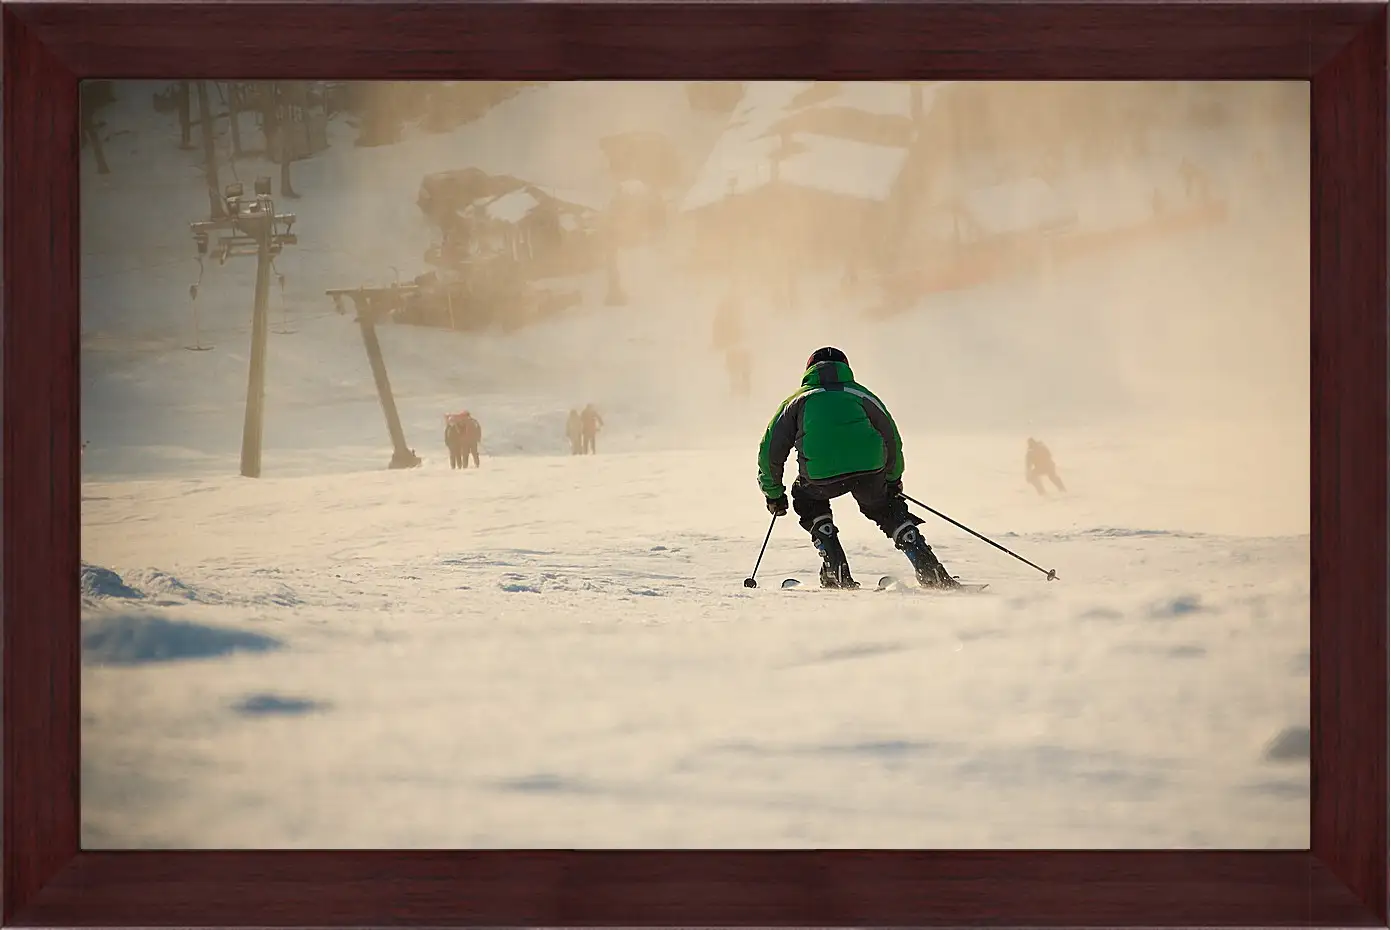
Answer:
[{"left": 4, "top": 2, "right": 1386, "bottom": 925}]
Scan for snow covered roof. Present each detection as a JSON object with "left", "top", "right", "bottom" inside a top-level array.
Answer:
[
  {"left": 727, "top": 82, "right": 814, "bottom": 136},
  {"left": 529, "top": 184, "right": 607, "bottom": 213},
  {"left": 678, "top": 134, "right": 782, "bottom": 212},
  {"left": 679, "top": 82, "right": 944, "bottom": 214},
  {"left": 724, "top": 81, "right": 920, "bottom": 128},
  {"left": 484, "top": 188, "right": 542, "bottom": 224},
  {"left": 463, "top": 182, "right": 599, "bottom": 224},
  {"left": 779, "top": 134, "right": 911, "bottom": 202},
  {"left": 675, "top": 82, "right": 807, "bottom": 212}
]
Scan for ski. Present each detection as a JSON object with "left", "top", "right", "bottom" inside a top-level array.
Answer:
[
  {"left": 779, "top": 577, "right": 869, "bottom": 590},
  {"left": 778, "top": 575, "right": 989, "bottom": 593},
  {"left": 778, "top": 576, "right": 887, "bottom": 590},
  {"left": 875, "top": 574, "right": 990, "bottom": 594}
]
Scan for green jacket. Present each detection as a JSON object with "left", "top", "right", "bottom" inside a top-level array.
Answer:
[{"left": 757, "top": 360, "right": 905, "bottom": 499}]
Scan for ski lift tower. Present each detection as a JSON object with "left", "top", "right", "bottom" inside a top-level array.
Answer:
[
  {"left": 190, "top": 177, "right": 297, "bottom": 479},
  {"left": 325, "top": 282, "right": 423, "bottom": 471}
]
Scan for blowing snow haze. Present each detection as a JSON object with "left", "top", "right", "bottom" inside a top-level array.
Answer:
[{"left": 80, "top": 80, "right": 1309, "bottom": 850}]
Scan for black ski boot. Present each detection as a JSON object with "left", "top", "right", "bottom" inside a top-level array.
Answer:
[
  {"left": 894, "top": 525, "right": 960, "bottom": 589},
  {"left": 811, "top": 517, "right": 859, "bottom": 589}
]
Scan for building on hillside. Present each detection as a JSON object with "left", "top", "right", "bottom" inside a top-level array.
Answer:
[
  {"left": 419, "top": 169, "right": 603, "bottom": 278},
  {"left": 680, "top": 80, "right": 1237, "bottom": 317},
  {"left": 329, "top": 168, "right": 598, "bottom": 336},
  {"left": 676, "top": 82, "right": 919, "bottom": 287},
  {"left": 675, "top": 81, "right": 1078, "bottom": 286},
  {"left": 872, "top": 83, "right": 1235, "bottom": 314}
]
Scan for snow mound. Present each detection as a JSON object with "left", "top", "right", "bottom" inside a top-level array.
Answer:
[
  {"left": 123, "top": 568, "right": 221, "bottom": 604},
  {"left": 81, "top": 563, "right": 144, "bottom": 601}
]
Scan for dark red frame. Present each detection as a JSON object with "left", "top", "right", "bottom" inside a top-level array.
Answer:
[{"left": 4, "top": 2, "right": 1387, "bottom": 926}]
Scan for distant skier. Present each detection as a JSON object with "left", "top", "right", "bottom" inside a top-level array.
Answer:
[
  {"left": 757, "top": 347, "right": 959, "bottom": 590},
  {"left": 565, "top": 409, "right": 583, "bottom": 455},
  {"left": 1025, "top": 437, "right": 1065, "bottom": 494},
  {"left": 580, "top": 403, "right": 603, "bottom": 455}
]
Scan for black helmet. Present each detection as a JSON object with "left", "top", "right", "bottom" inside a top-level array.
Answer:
[{"left": 806, "top": 346, "right": 848, "bottom": 368}]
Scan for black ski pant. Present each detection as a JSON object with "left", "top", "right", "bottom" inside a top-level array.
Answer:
[
  {"left": 448, "top": 444, "right": 463, "bottom": 469},
  {"left": 464, "top": 443, "right": 480, "bottom": 468},
  {"left": 790, "top": 469, "right": 923, "bottom": 542}
]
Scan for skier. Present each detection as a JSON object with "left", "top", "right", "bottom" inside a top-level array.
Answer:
[
  {"left": 757, "top": 347, "right": 959, "bottom": 590},
  {"left": 580, "top": 403, "right": 603, "bottom": 455},
  {"left": 565, "top": 409, "right": 583, "bottom": 455},
  {"left": 443, "top": 414, "right": 466, "bottom": 470},
  {"left": 1025, "top": 437, "right": 1065, "bottom": 494}
]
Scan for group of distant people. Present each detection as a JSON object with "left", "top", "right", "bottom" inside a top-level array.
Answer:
[
  {"left": 442, "top": 403, "right": 606, "bottom": 468},
  {"left": 443, "top": 411, "right": 482, "bottom": 469},
  {"left": 565, "top": 404, "right": 604, "bottom": 455}
]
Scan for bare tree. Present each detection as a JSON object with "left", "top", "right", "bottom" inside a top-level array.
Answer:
[
  {"left": 177, "top": 81, "right": 195, "bottom": 149},
  {"left": 195, "top": 80, "right": 226, "bottom": 218},
  {"left": 224, "top": 82, "right": 244, "bottom": 158},
  {"left": 277, "top": 83, "right": 301, "bottom": 199},
  {"left": 259, "top": 82, "right": 300, "bottom": 199}
]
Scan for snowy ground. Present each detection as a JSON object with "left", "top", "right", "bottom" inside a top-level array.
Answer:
[{"left": 81, "top": 82, "right": 1311, "bottom": 849}]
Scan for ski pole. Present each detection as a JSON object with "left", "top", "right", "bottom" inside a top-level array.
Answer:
[
  {"left": 899, "top": 491, "right": 1059, "bottom": 581},
  {"left": 743, "top": 512, "right": 780, "bottom": 588}
]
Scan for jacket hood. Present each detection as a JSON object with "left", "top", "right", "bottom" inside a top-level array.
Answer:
[{"left": 801, "top": 360, "right": 855, "bottom": 388}]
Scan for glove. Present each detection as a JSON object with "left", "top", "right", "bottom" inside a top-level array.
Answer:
[
  {"left": 766, "top": 494, "right": 789, "bottom": 516},
  {"left": 887, "top": 477, "right": 904, "bottom": 498}
]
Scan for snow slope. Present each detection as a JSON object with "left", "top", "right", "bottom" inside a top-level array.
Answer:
[{"left": 80, "top": 81, "right": 1311, "bottom": 849}]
